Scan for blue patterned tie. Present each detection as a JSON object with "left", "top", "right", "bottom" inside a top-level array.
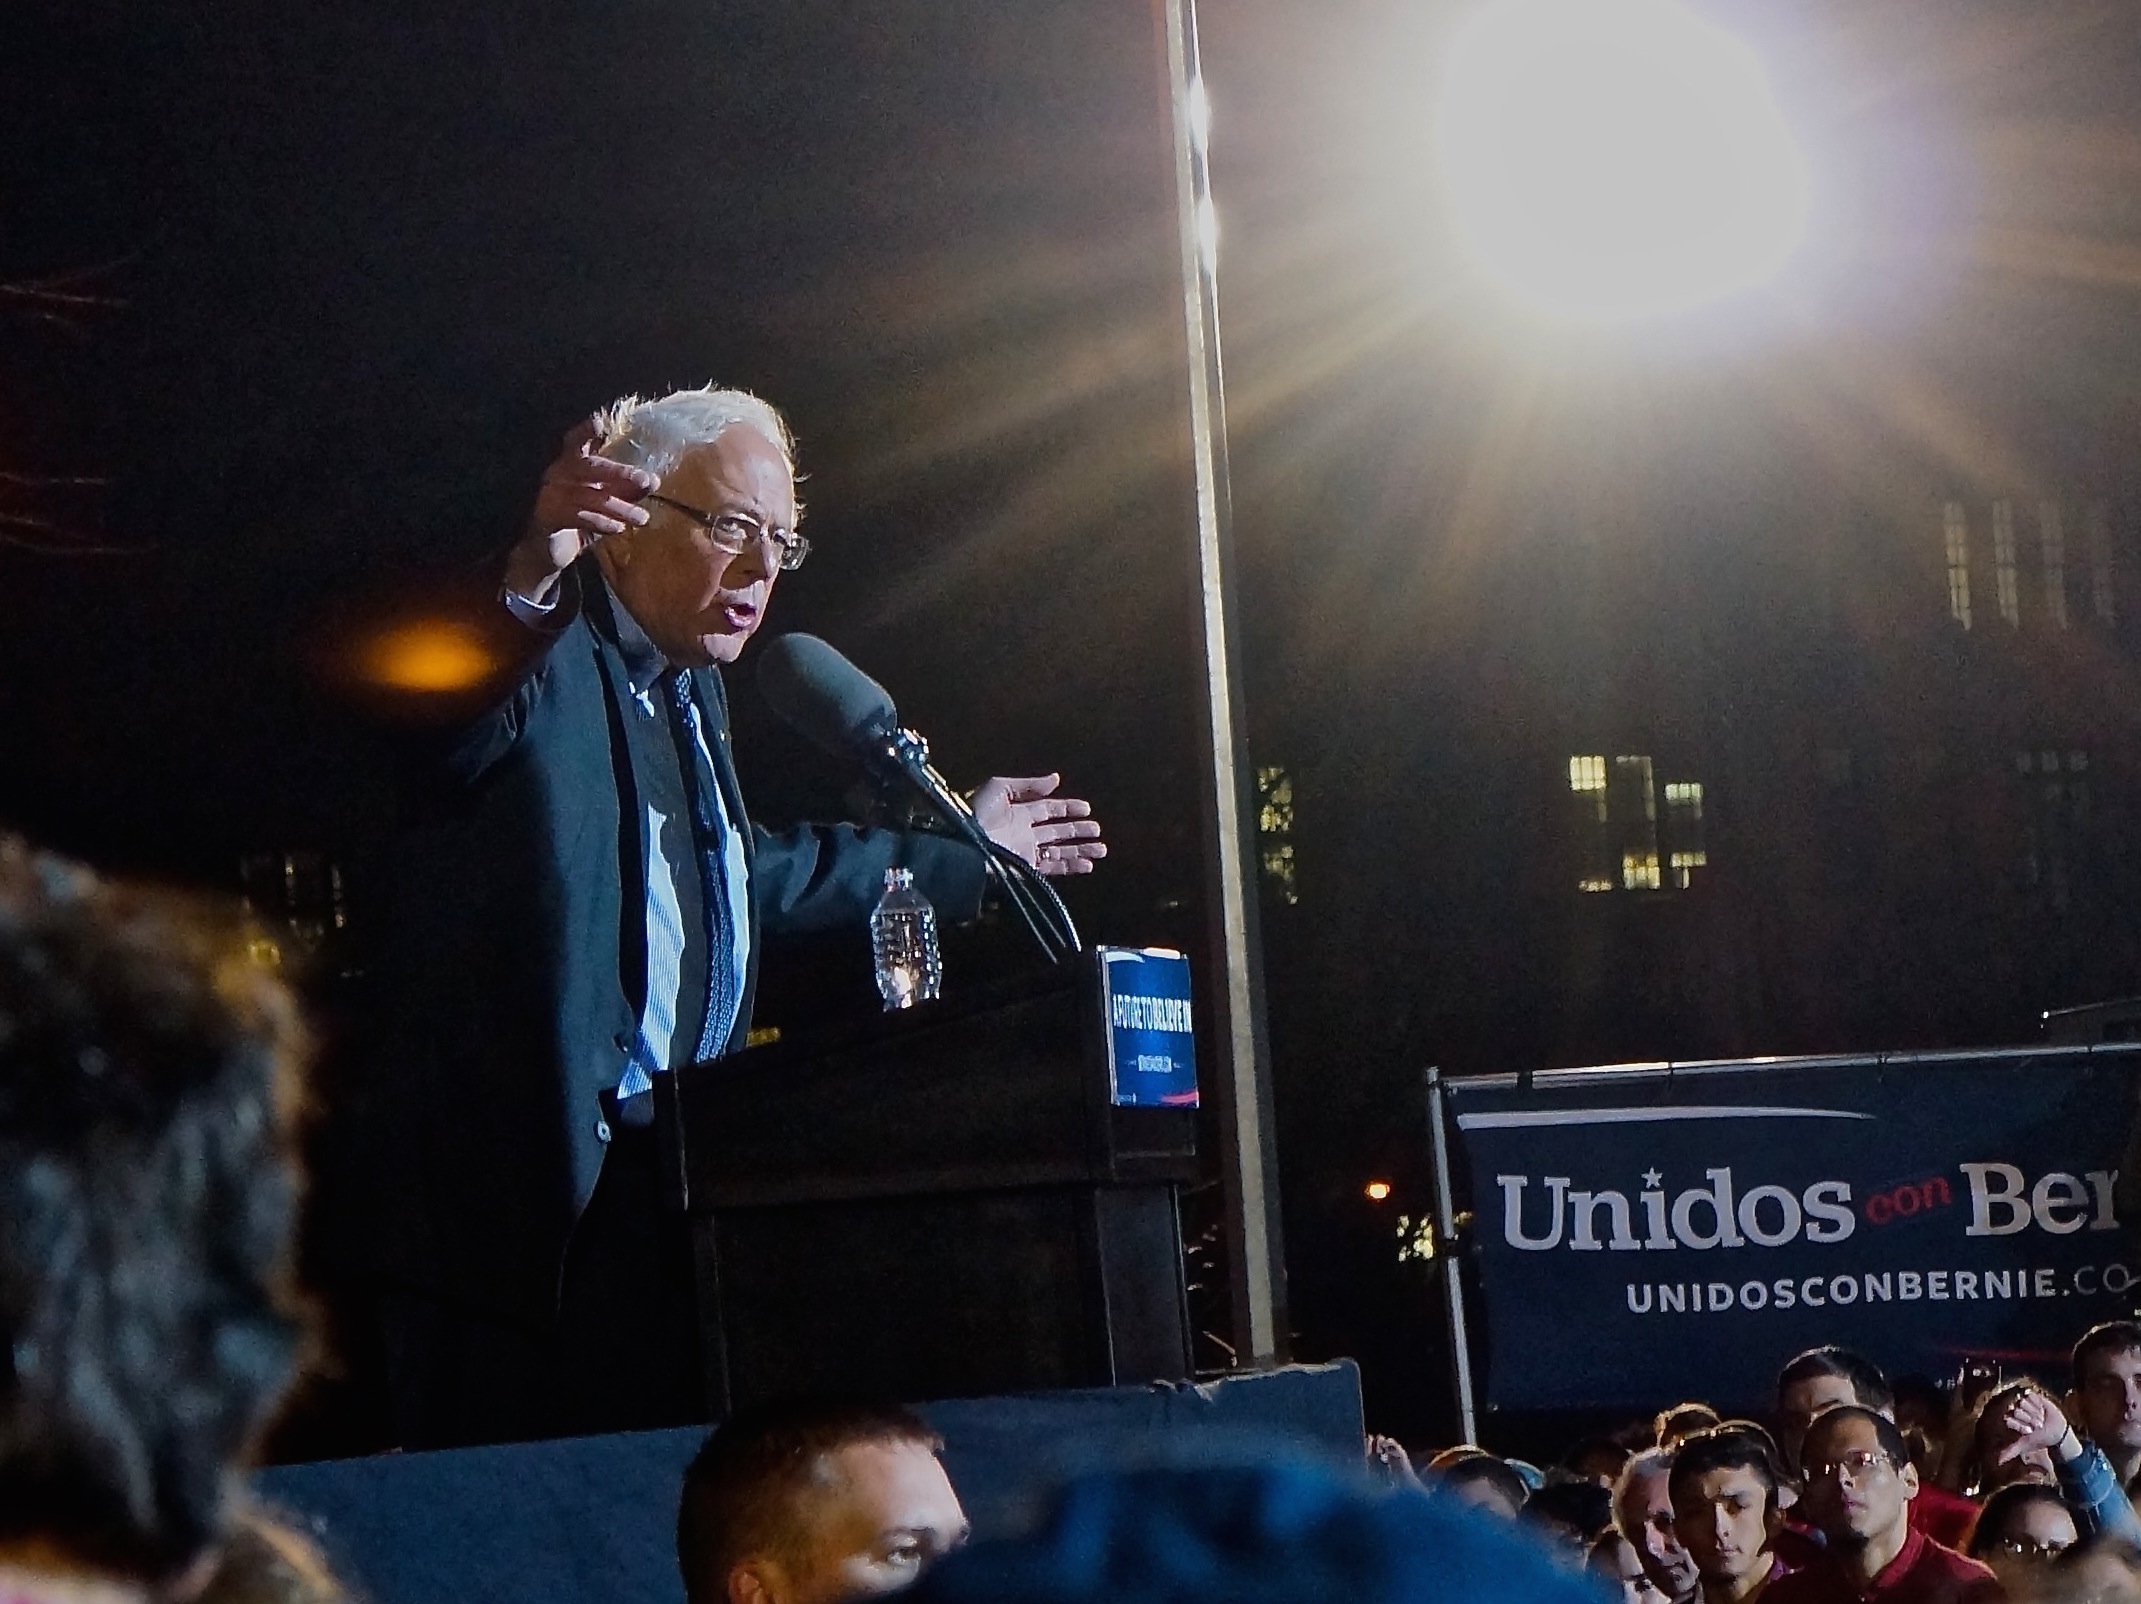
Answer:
[{"left": 662, "top": 671, "right": 739, "bottom": 1062}]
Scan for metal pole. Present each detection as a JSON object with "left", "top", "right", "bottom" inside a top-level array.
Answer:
[
  {"left": 1425, "top": 1066, "right": 1479, "bottom": 1443},
  {"left": 1159, "top": 0, "right": 1287, "bottom": 1367}
]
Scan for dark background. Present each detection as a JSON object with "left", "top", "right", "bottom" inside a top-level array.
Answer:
[{"left": 7, "top": 0, "right": 2141, "bottom": 1454}]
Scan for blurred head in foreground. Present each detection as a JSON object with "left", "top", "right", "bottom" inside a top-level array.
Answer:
[
  {"left": 192, "top": 1505, "right": 343, "bottom": 1604},
  {"left": 0, "top": 837, "right": 308, "bottom": 1590},
  {"left": 903, "top": 1456, "right": 1607, "bottom": 1604},
  {"left": 678, "top": 1399, "right": 968, "bottom": 1604}
]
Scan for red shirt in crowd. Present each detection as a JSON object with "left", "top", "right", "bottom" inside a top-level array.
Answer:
[
  {"left": 1906, "top": 1484, "right": 1980, "bottom": 1552},
  {"left": 1763, "top": 1527, "right": 2002, "bottom": 1604},
  {"left": 1778, "top": 1488, "right": 1979, "bottom": 1571}
]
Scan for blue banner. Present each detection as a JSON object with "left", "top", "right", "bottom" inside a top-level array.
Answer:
[
  {"left": 1443, "top": 1049, "right": 2141, "bottom": 1412},
  {"left": 1097, "top": 946, "right": 1199, "bottom": 1108}
]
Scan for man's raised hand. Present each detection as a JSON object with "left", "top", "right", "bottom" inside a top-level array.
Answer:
[
  {"left": 503, "top": 417, "right": 659, "bottom": 605},
  {"left": 970, "top": 774, "right": 1106, "bottom": 877}
]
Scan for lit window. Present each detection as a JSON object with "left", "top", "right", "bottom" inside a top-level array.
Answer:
[
  {"left": 2041, "top": 501, "right": 2069, "bottom": 631},
  {"left": 2090, "top": 501, "right": 2116, "bottom": 625},
  {"left": 1260, "top": 841, "right": 1297, "bottom": 902},
  {"left": 1611, "top": 756, "right": 1658, "bottom": 893},
  {"left": 1256, "top": 766, "right": 1294, "bottom": 836},
  {"left": 1992, "top": 499, "right": 2019, "bottom": 627},
  {"left": 1943, "top": 502, "right": 1973, "bottom": 630},
  {"left": 1255, "top": 765, "right": 1298, "bottom": 906},
  {"left": 1571, "top": 755, "right": 1615, "bottom": 891},
  {"left": 1662, "top": 780, "right": 1707, "bottom": 889},
  {"left": 1571, "top": 754, "right": 1698, "bottom": 893}
]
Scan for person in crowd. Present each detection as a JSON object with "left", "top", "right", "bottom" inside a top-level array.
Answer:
[
  {"left": 1369, "top": 1434, "right": 1425, "bottom": 1489},
  {"left": 1522, "top": 1481, "right": 1615, "bottom": 1561},
  {"left": 1660, "top": 1405, "right": 1726, "bottom": 1452},
  {"left": 1985, "top": 1386, "right": 2141, "bottom": 1543},
  {"left": 2069, "top": 1324, "right": 2141, "bottom": 1498},
  {"left": 1966, "top": 1483, "right": 2077, "bottom": 1599},
  {"left": 1616, "top": 1448, "right": 1702, "bottom": 1604},
  {"left": 1668, "top": 1424, "right": 1793, "bottom": 1604},
  {"left": 1976, "top": 1379, "right": 2062, "bottom": 1495},
  {"left": 1895, "top": 1377, "right": 1947, "bottom": 1439},
  {"left": 1892, "top": 1376, "right": 1950, "bottom": 1484},
  {"left": 900, "top": 1456, "right": 1612, "bottom": 1604},
  {"left": 2051, "top": 1532, "right": 2141, "bottom": 1603},
  {"left": 677, "top": 1398, "right": 968, "bottom": 1604},
  {"left": 1774, "top": 1347, "right": 1979, "bottom": 1548},
  {"left": 1765, "top": 1406, "right": 2000, "bottom": 1604},
  {"left": 1593, "top": 1530, "right": 1671, "bottom": 1603},
  {"left": 1428, "top": 1450, "right": 1531, "bottom": 1521},
  {"left": 0, "top": 838, "right": 311, "bottom": 1604},
  {"left": 355, "top": 388, "right": 1106, "bottom": 1447},
  {"left": 1777, "top": 1348, "right": 1894, "bottom": 1472},
  {"left": 1565, "top": 1437, "right": 1637, "bottom": 1488}
]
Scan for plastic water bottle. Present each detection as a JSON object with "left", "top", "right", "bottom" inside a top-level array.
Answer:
[{"left": 870, "top": 867, "right": 942, "bottom": 1010}]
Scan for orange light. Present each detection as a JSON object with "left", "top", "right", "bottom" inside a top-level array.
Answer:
[
  {"left": 354, "top": 618, "right": 498, "bottom": 693},
  {"left": 1365, "top": 1180, "right": 1393, "bottom": 1202}
]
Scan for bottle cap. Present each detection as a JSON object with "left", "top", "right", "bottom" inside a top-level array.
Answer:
[{"left": 883, "top": 867, "right": 915, "bottom": 890}]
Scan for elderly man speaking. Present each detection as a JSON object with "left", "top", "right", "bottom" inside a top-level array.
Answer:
[{"left": 354, "top": 387, "right": 1104, "bottom": 1449}]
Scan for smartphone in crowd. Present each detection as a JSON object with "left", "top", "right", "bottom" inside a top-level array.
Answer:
[{"left": 1955, "top": 1357, "right": 2002, "bottom": 1409}]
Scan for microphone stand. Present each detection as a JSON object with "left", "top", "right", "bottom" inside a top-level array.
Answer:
[{"left": 863, "top": 726, "right": 1081, "bottom": 966}]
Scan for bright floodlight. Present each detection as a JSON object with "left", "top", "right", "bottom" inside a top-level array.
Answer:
[{"left": 1438, "top": 0, "right": 1809, "bottom": 322}]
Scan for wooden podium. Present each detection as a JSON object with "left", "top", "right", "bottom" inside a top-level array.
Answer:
[{"left": 659, "top": 962, "right": 1199, "bottom": 1414}]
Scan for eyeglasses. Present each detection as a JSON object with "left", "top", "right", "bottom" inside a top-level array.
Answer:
[
  {"left": 1803, "top": 1448, "right": 1897, "bottom": 1484},
  {"left": 643, "top": 493, "right": 810, "bottom": 571},
  {"left": 1992, "top": 1537, "right": 2071, "bottom": 1561}
]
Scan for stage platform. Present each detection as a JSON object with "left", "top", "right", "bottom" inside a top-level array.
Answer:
[{"left": 254, "top": 1361, "right": 1365, "bottom": 1604}]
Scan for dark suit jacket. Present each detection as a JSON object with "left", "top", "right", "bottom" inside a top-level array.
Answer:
[{"left": 354, "top": 566, "right": 986, "bottom": 1327}]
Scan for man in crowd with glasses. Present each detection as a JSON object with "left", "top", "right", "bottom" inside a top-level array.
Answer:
[
  {"left": 1773, "top": 1347, "right": 1978, "bottom": 1549},
  {"left": 355, "top": 388, "right": 1105, "bottom": 1449},
  {"left": 1766, "top": 1408, "right": 2000, "bottom": 1604}
]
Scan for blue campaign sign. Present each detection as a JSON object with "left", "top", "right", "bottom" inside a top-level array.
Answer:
[
  {"left": 1098, "top": 947, "right": 1199, "bottom": 1108},
  {"left": 1442, "top": 1049, "right": 2141, "bottom": 1412}
]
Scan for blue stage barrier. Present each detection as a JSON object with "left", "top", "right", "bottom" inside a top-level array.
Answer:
[{"left": 254, "top": 1361, "right": 1365, "bottom": 1604}]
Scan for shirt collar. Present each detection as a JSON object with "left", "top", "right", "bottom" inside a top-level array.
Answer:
[
  {"left": 601, "top": 576, "right": 670, "bottom": 698},
  {"left": 1862, "top": 1524, "right": 1927, "bottom": 1597}
]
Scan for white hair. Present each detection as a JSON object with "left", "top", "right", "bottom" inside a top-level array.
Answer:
[{"left": 592, "top": 385, "right": 797, "bottom": 485}]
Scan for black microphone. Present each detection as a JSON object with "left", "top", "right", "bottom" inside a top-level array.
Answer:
[
  {"left": 755, "top": 632, "right": 900, "bottom": 761},
  {"left": 757, "top": 631, "right": 973, "bottom": 818},
  {"left": 753, "top": 632, "right": 1080, "bottom": 961}
]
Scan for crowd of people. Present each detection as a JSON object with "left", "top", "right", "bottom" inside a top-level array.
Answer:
[
  {"left": 13, "top": 829, "right": 2141, "bottom": 1604},
  {"left": 1389, "top": 1333, "right": 2141, "bottom": 1604}
]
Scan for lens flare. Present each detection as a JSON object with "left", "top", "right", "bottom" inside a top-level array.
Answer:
[{"left": 1438, "top": 0, "right": 1810, "bottom": 321}]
